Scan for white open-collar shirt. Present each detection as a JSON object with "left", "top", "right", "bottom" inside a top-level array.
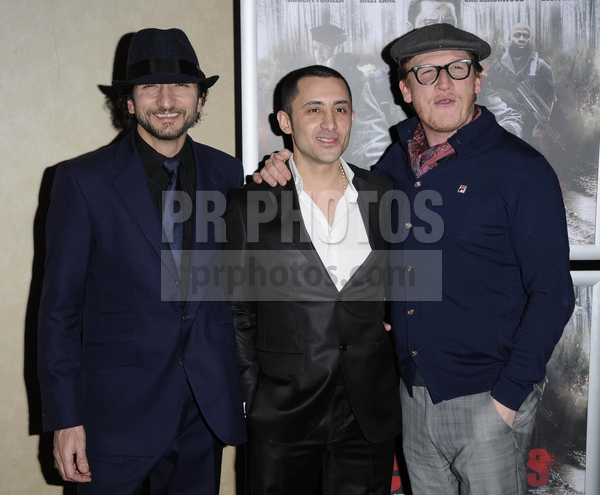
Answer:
[{"left": 289, "top": 155, "right": 371, "bottom": 291}]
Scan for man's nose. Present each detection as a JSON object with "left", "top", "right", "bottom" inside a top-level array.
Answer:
[
  {"left": 157, "top": 86, "right": 176, "bottom": 107},
  {"left": 321, "top": 110, "right": 337, "bottom": 130},
  {"left": 435, "top": 68, "right": 454, "bottom": 90}
]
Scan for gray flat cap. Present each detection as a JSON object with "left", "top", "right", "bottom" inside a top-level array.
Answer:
[{"left": 390, "top": 23, "right": 491, "bottom": 64}]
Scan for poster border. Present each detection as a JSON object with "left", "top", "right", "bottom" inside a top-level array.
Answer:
[
  {"left": 241, "top": 0, "right": 259, "bottom": 179},
  {"left": 570, "top": 271, "right": 600, "bottom": 495}
]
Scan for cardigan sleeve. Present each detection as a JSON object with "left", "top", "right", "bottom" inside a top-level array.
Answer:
[{"left": 490, "top": 155, "right": 574, "bottom": 410}]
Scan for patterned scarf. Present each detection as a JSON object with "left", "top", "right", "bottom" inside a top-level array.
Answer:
[{"left": 408, "top": 106, "right": 482, "bottom": 178}]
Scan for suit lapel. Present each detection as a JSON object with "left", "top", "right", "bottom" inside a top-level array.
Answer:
[
  {"left": 187, "top": 139, "right": 225, "bottom": 308},
  {"left": 337, "top": 170, "right": 389, "bottom": 295},
  {"left": 352, "top": 172, "right": 380, "bottom": 251},
  {"left": 272, "top": 178, "right": 326, "bottom": 272},
  {"left": 111, "top": 132, "right": 180, "bottom": 282}
]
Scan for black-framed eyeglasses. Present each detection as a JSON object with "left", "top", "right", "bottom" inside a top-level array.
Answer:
[{"left": 409, "top": 59, "right": 473, "bottom": 85}]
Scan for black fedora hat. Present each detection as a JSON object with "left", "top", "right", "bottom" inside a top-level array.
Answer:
[{"left": 112, "top": 28, "right": 219, "bottom": 90}]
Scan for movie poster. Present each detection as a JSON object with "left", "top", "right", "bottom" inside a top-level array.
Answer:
[
  {"left": 255, "top": 0, "right": 600, "bottom": 250},
  {"left": 253, "top": 2, "right": 599, "bottom": 493},
  {"left": 522, "top": 283, "right": 591, "bottom": 495}
]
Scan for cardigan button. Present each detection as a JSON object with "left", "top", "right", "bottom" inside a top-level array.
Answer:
[
  {"left": 414, "top": 181, "right": 422, "bottom": 188},
  {"left": 407, "top": 309, "right": 415, "bottom": 315},
  {"left": 411, "top": 350, "right": 419, "bottom": 357},
  {"left": 405, "top": 265, "right": 413, "bottom": 272},
  {"left": 405, "top": 222, "right": 412, "bottom": 229},
  {"left": 183, "top": 313, "right": 191, "bottom": 321},
  {"left": 340, "top": 343, "right": 349, "bottom": 352},
  {"left": 177, "top": 358, "right": 183, "bottom": 366}
]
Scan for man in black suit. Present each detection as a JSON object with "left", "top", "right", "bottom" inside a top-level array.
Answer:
[
  {"left": 223, "top": 65, "right": 402, "bottom": 494},
  {"left": 38, "top": 28, "right": 246, "bottom": 494}
]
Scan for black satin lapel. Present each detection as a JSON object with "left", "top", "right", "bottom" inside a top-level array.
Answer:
[
  {"left": 271, "top": 180, "right": 342, "bottom": 296},
  {"left": 272, "top": 180, "right": 324, "bottom": 269}
]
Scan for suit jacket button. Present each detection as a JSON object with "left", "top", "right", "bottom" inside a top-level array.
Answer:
[
  {"left": 340, "top": 343, "right": 349, "bottom": 352},
  {"left": 407, "top": 309, "right": 415, "bottom": 315},
  {"left": 183, "top": 313, "right": 191, "bottom": 321},
  {"left": 177, "top": 358, "right": 183, "bottom": 365}
]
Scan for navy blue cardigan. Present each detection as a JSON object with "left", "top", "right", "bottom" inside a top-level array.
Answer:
[{"left": 376, "top": 107, "right": 574, "bottom": 411}]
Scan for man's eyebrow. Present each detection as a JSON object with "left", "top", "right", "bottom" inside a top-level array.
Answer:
[
  {"left": 302, "top": 99, "right": 324, "bottom": 107},
  {"left": 301, "top": 99, "right": 351, "bottom": 108},
  {"left": 302, "top": 99, "right": 350, "bottom": 107}
]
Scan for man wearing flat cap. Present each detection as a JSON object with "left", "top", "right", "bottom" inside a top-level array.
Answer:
[
  {"left": 257, "top": 23, "right": 574, "bottom": 494},
  {"left": 38, "top": 28, "right": 246, "bottom": 494},
  {"left": 381, "top": 23, "right": 573, "bottom": 494}
]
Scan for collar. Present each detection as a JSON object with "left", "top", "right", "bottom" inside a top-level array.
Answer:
[
  {"left": 396, "top": 105, "right": 503, "bottom": 157},
  {"left": 288, "top": 154, "right": 358, "bottom": 203},
  {"left": 134, "top": 129, "right": 194, "bottom": 177}
]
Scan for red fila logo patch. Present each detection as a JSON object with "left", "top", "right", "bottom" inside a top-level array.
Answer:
[{"left": 457, "top": 185, "right": 467, "bottom": 193}]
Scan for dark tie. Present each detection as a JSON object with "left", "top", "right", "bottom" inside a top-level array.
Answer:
[{"left": 162, "top": 158, "right": 184, "bottom": 277}]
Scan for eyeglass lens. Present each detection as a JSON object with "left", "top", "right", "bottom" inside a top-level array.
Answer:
[{"left": 415, "top": 60, "right": 471, "bottom": 85}]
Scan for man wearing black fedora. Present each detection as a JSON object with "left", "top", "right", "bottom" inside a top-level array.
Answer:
[{"left": 38, "top": 28, "right": 246, "bottom": 493}]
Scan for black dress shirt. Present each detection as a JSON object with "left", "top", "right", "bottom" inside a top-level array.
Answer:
[{"left": 135, "top": 129, "right": 196, "bottom": 294}]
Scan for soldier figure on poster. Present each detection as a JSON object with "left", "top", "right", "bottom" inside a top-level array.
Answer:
[{"left": 487, "top": 23, "right": 559, "bottom": 152}]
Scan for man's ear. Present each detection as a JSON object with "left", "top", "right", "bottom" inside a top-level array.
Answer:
[
  {"left": 399, "top": 79, "right": 412, "bottom": 104},
  {"left": 277, "top": 110, "right": 292, "bottom": 135},
  {"left": 197, "top": 97, "right": 204, "bottom": 113},
  {"left": 127, "top": 98, "right": 135, "bottom": 115},
  {"left": 474, "top": 72, "right": 483, "bottom": 95}
]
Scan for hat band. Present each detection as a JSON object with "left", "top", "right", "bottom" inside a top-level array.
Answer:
[{"left": 127, "top": 58, "right": 202, "bottom": 81}]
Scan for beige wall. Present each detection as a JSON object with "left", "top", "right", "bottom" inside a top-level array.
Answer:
[{"left": 0, "top": 1, "right": 241, "bottom": 493}]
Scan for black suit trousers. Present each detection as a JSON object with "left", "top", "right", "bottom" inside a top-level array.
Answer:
[
  {"left": 78, "top": 383, "right": 223, "bottom": 495},
  {"left": 248, "top": 376, "right": 395, "bottom": 495}
]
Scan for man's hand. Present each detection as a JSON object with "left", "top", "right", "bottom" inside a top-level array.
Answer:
[
  {"left": 252, "top": 149, "right": 293, "bottom": 186},
  {"left": 492, "top": 397, "right": 517, "bottom": 428},
  {"left": 53, "top": 425, "right": 91, "bottom": 483},
  {"left": 384, "top": 322, "right": 392, "bottom": 332}
]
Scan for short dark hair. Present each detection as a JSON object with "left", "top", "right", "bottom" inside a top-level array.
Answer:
[
  {"left": 280, "top": 65, "right": 352, "bottom": 116},
  {"left": 397, "top": 50, "right": 483, "bottom": 82},
  {"left": 407, "top": 0, "right": 461, "bottom": 28},
  {"left": 117, "top": 83, "right": 209, "bottom": 128}
]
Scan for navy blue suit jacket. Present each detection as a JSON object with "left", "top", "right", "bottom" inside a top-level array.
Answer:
[{"left": 38, "top": 131, "right": 247, "bottom": 456}]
